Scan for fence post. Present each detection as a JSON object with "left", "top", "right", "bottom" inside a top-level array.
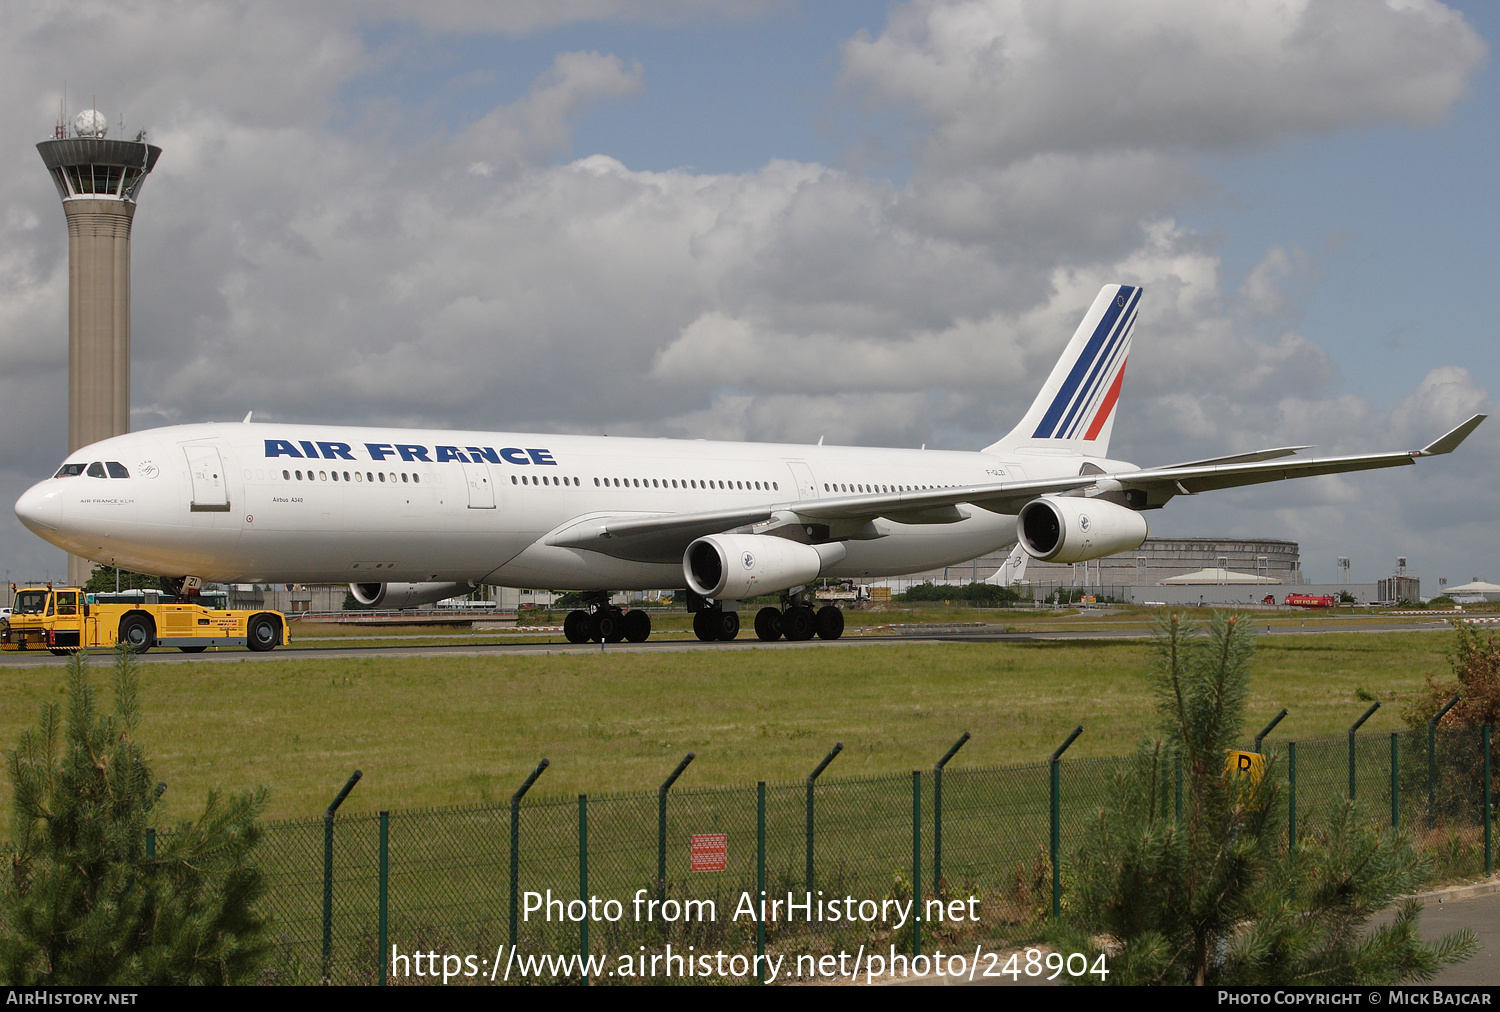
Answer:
[
  {"left": 579, "top": 794, "right": 589, "bottom": 986},
  {"left": 1050, "top": 725, "right": 1084, "bottom": 919},
  {"left": 805, "top": 743, "right": 843, "bottom": 892},
  {"left": 912, "top": 770, "right": 922, "bottom": 957},
  {"left": 1288, "top": 743, "right": 1296, "bottom": 855},
  {"left": 1391, "top": 732, "right": 1400, "bottom": 830},
  {"left": 933, "top": 732, "right": 970, "bottom": 896},
  {"left": 1429, "top": 695, "right": 1461, "bottom": 828},
  {"left": 321, "top": 769, "right": 362, "bottom": 986},
  {"left": 1348, "top": 702, "right": 1381, "bottom": 801},
  {"left": 1485, "top": 726, "right": 1492, "bottom": 877},
  {"left": 1254, "top": 708, "right": 1289, "bottom": 753},
  {"left": 757, "top": 781, "right": 766, "bottom": 985},
  {"left": 378, "top": 810, "right": 389, "bottom": 987},
  {"left": 509, "top": 758, "right": 550, "bottom": 952},
  {"left": 658, "top": 753, "right": 696, "bottom": 902}
]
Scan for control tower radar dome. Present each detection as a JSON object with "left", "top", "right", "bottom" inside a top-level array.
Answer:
[{"left": 73, "top": 108, "right": 108, "bottom": 138}]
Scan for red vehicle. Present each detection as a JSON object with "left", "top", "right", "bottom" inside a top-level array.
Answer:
[{"left": 1284, "top": 593, "right": 1337, "bottom": 609}]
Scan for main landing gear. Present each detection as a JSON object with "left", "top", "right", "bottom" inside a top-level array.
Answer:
[
  {"left": 686, "top": 588, "right": 845, "bottom": 643},
  {"left": 752, "top": 603, "right": 844, "bottom": 642},
  {"left": 563, "top": 593, "right": 652, "bottom": 645}
]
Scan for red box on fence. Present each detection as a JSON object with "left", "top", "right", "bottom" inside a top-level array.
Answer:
[{"left": 690, "top": 833, "right": 727, "bottom": 872}]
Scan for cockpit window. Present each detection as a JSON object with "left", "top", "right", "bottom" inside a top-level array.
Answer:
[
  {"left": 13, "top": 590, "right": 47, "bottom": 614},
  {"left": 54, "top": 463, "right": 86, "bottom": 478},
  {"left": 106, "top": 461, "right": 129, "bottom": 478},
  {"left": 86, "top": 462, "right": 106, "bottom": 478}
]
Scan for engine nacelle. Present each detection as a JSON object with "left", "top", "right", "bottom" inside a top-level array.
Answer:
[
  {"left": 684, "top": 535, "right": 845, "bottom": 600},
  {"left": 1017, "top": 496, "right": 1148, "bottom": 564},
  {"left": 349, "top": 581, "right": 477, "bottom": 609}
]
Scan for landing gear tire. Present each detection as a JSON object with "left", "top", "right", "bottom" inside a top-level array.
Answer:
[
  {"left": 693, "top": 610, "right": 718, "bottom": 642},
  {"left": 815, "top": 605, "right": 845, "bottom": 640},
  {"left": 716, "top": 610, "right": 740, "bottom": 641},
  {"left": 591, "top": 610, "right": 622, "bottom": 643},
  {"left": 623, "top": 609, "right": 652, "bottom": 643},
  {"left": 247, "top": 614, "right": 281, "bottom": 652},
  {"left": 754, "top": 607, "right": 783, "bottom": 642},
  {"left": 564, "top": 610, "right": 591, "bottom": 644},
  {"left": 783, "top": 606, "right": 816, "bottom": 642},
  {"left": 119, "top": 614, "right": 155, "bottom": 654}
]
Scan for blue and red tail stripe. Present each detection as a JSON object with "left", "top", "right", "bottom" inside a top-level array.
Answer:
[{"left": 1031, "top": 285, "right": 1140, "bottom": 440}]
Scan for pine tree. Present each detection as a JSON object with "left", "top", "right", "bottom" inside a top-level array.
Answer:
[
  {"left": 2, "top": 646, "right": 271, "bottom": 984},
  {"left": 1051, "top": 612, "right": 1476, "bottom": 985}
]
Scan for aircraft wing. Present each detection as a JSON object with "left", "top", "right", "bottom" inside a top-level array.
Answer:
[
  {"left": 545, "top": 414, "right": 1484, "bottom": 563},
  {"left": 1114, "top": 413, "right": 1485, "bottom": 503}
]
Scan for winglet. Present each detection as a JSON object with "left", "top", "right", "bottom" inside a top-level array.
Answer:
[{"left": 1417, "top": 414, "right": 1486, "bottom": 456}]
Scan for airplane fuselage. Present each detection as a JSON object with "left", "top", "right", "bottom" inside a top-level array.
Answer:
[{"left": 16, "top": 422, "right": 1119, "bottom": 590}]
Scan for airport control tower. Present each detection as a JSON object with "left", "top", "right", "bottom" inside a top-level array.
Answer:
[{"left": 37, "top": 109, "right": 162, "bottom": 586}]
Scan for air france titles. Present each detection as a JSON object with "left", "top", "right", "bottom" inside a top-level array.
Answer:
[{"left": 263, "top": 440, "right": 557, "bottom": 466}]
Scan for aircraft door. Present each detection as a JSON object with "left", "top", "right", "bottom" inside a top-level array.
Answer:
[
  {"left": 784, "top": 460, "right": 819, "bottom": 500},
  {"left": 183, "top": 444, "right": 230, "bottom": 512},
  {"left": 461, "top": 460, "right": 495, "bottom": 509}
]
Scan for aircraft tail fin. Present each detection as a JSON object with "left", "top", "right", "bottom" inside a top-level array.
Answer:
[{"left": 983, "top": 284, "right": 1141, "bottom": 458}]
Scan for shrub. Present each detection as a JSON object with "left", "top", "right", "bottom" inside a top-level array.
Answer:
[
  {"left": 1050, "top": 612, "right": 1475, "bottom": 985},
  {"left": 1, "top": 647, "right": 271, "bottom": 984}
]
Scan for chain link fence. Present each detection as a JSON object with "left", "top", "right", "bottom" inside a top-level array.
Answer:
[{"left": 228, "top": 724, "right": 1497, "bottom": 984}]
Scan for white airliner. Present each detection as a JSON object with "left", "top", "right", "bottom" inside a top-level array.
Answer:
[{"left": 14, "top": 285, "right": 1484, "bottom": 645}]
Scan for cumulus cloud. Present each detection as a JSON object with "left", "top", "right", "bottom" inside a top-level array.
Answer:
[
  {"left": 0, "top": 0, "right": 1490, "bottom": 583},
  {"left": 841, "top": 0, "right": 1486, "bottom": 166}
]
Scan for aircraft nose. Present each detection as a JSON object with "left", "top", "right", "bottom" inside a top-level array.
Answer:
[{"left": 15, "top": 481, "right": 63, "bottom": 534}]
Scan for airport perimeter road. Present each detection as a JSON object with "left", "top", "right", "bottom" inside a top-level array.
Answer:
[
  {"left": 868, "top": 883, "right": 1500, "bottom": 987},
  {"left": 1375, "top": 882, "right": 1500, "bottom": 986},
  {"left": 0, "top": 618, "right": 1454, "bottom": 666}
]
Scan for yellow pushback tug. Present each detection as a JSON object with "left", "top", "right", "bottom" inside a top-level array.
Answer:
[{"left": 2, "top": 584, "right": 287, "bottom": 655}]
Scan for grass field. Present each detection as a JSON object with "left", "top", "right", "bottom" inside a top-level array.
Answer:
[{"left": 0, "top": 626, "right": 1461, "bottom": 825}]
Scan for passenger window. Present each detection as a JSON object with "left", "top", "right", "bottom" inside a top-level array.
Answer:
[
  {"left": 87, "top": 461, "right": 106, "bottom": 478},
  {"left": 332, "top": 471, "right": 339, "bottom": 482},
  {"left": 320, "top": 471, "right": 328, "bottom": 481},
  {"left": 295, "top": 470, "right": 304, "bottom": 480},
  {"left": 106, "top": 461, "right": 129, "bottom": 478},
  {"left": 514, "top": 476, "right": 520, "bottom": 485},
  {"left": 283, "top": 470, "right": 291, "bottom": 480},
  {"left": 344, "top": 471, "right": 351, "bottom": 482},
  {"left": 413, "top": 474, "right": 420, "bottom": 484}
]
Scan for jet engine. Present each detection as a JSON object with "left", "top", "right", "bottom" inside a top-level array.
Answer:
[
  {"left": 684, "top": 535, "right": 845, "bottom": 600},
  {"left": 1016, "top": 496, "right": 1148, "bottom": 564},
  {"left": 348, "top": 581, "right": 477, "bottom": 609}
]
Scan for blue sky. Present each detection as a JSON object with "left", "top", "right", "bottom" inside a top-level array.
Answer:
[{"left": 0, "top": 0, "right": 1493, "bottom": 585}]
